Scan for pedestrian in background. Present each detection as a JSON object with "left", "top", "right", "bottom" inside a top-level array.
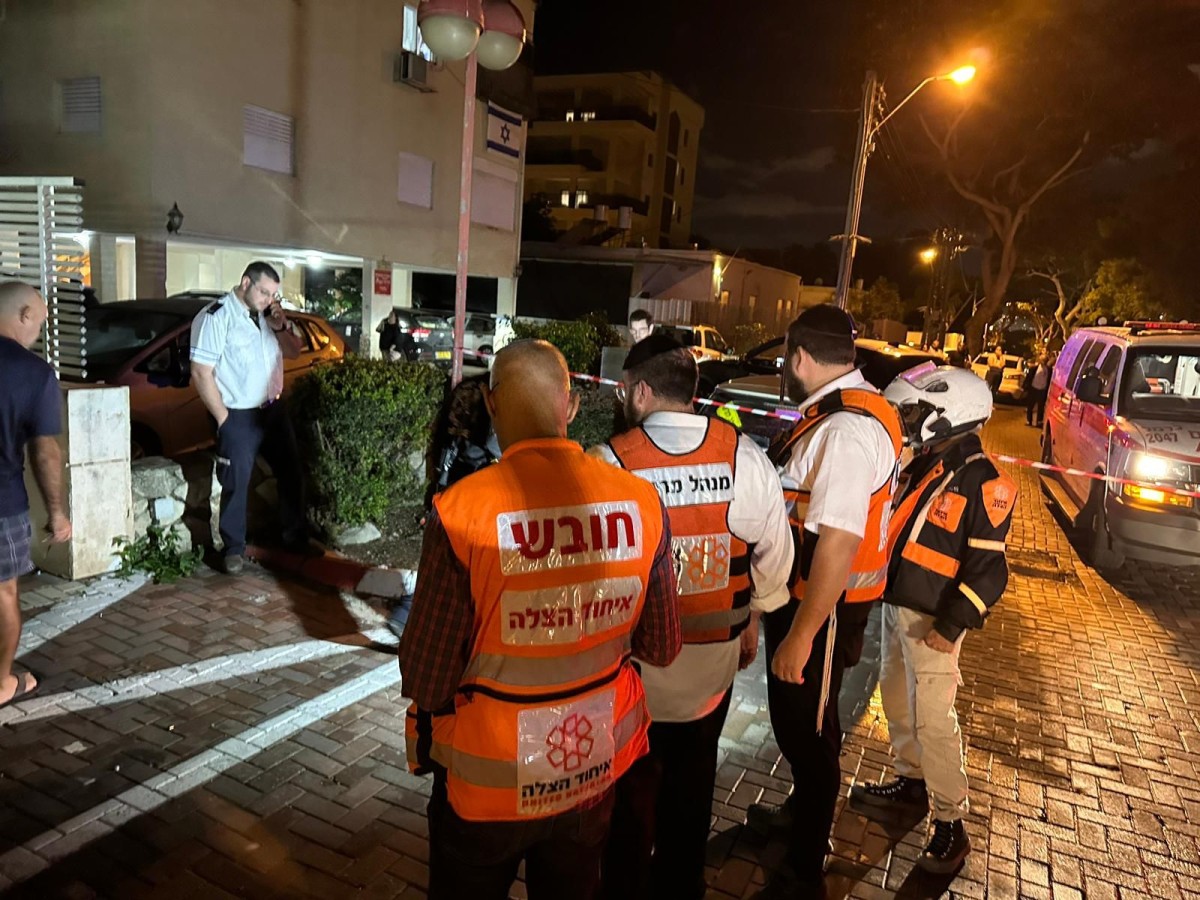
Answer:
[
  {"left": 749, "top": 305, "right": 904, "bottom": 898},
  {"left": 628, "top": 309, "right": 654, "bottom": 344},
  {"left": 593, "top": 334, "right": 792, "bottom": 900},
  {"left": 852, "top": 365, "right": 1016, "bottom": 874},
  {"left": 377, "top": 309, "right": 402, "bottom": 360},
  {"left": 399, "top": 340, "right": 681, "bottom": 900},
  {"left": 189, "top": 261, "right": 310, "bottom": 575},
  {"left": 0, "top": 282, "right": 72, "bottom": 709},
  {"left": 985, "top": 345, "right": 1005, "bottom": 396},
  {"left": 1024, "top": 353, "right": 1052, "bottom": 427}
]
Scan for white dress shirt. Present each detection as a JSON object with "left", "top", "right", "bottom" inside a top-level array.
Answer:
[
  {"left": 779, "top": 369, "right": 897, "bottom": 542},
  {"left": 590, "top": 411, "right": 793, "bottom": 722},
  {"left": 190, "top": 292, "right": 284, "bottom": 409}
]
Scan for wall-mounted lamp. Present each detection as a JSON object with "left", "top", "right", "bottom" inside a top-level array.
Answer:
[{"left": 166, "top": 203, "right": 184, "bottom": 234}]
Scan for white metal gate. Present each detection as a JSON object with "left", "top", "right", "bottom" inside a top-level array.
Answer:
[{"left": 0, "top": 176, "right": 87, "bottom": 378}]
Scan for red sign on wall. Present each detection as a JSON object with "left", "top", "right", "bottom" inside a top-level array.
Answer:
[{"left": 373, "top": 267, "right": 393, "bottom": 296}]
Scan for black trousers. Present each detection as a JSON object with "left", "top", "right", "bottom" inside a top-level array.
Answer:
[
  {"left": 763, "top": 599, "right": 873, "bottom": 882},
  {"left": 427, "top": 775, "right": 614, "bottom": 900},
  {"left": 1025, "top": 388, "right": 1048, "bottom": 425},
  {"left": 215, "top": 401, "right": 305, "bottom": 557},
  {"left": 602, "top": 689, "right": 734, "bottom": 900}
]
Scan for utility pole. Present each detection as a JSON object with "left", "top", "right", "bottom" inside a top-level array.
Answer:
[{"left": 834, "top": 71, "right": 880, "bottom": 310}]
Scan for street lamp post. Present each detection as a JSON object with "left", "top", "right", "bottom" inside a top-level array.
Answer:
[
  {"left": 418, "top": 0, "right": 526, "bottom": 386},
  {"left": 833, "top": 65, "right": 976, "bottom": 310}
]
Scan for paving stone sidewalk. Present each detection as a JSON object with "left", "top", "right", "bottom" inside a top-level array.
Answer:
[{"left": 1, "top": 406, "right": 1198, "bottom": 899}]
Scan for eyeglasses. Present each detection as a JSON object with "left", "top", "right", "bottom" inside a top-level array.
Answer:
[{"left": 615, "top": 381, "right": 637, "bottom": 402}]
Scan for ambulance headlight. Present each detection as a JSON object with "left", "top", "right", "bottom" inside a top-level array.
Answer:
[{"left": 1128, "top": 452, "right": 1191, "bottom": 484}]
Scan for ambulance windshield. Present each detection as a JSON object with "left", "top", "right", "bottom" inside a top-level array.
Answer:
[{"left": 1119, "top": 348, "right": 1200, "bottom": 419}]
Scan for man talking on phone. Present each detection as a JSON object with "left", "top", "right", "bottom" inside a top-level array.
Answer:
[{"left": 190, "top": 262, "right": 308, "bottom": 574}]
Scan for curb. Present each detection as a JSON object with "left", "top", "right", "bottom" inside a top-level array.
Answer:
[{"left": 246, "top": 544, "right": 416, "bottom": 600}]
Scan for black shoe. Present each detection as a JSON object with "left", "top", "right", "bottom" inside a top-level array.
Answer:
[
  {"left": 918, "top": 818, "right": 970, "bottom": 874},
  {"left": 221, "top": 554, "right": 245, "bottom": 575},
  {"left": 746, "top": 799, "right": 793, "bottom": 837},
  {"left": 849, "top": 775, "right": 928, "bottom": 810}
]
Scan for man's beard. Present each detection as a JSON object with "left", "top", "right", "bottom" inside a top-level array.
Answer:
[{"left": 784, "top": 369, "right": 808, "bottom": 405}]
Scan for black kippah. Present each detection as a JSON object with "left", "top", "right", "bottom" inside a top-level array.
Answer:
[{"left": 625, "top": 332, "right": 688, "bottom": 370}]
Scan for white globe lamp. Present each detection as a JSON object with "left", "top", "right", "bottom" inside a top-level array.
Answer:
[
  {"left": 417, "top": 0, "right": 483, "bottom": 61},
  {"left": 476, "top": 0, "right": 526, "bottom": 71}
]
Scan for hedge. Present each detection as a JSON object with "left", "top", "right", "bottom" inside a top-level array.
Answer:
[
  {"left": 511, "top": 319, "right": 602, "bottom": 374},
  {"left": 290, "top": 357, "right": 447, "bottom": 530}
]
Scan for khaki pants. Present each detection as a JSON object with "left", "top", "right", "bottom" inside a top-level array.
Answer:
[{"left": 878, "top": 603, "right": 969, "bottom": 820}]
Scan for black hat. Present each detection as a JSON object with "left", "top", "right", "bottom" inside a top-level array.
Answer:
[
  {"left": 792, "top": 304, "right": 859, "bottom": 340},
  {"left": 625, "top": 332, "right": 690, "bottom": 370}
]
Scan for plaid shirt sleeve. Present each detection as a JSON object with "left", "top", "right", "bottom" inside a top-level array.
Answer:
[
  {"left": 631, "top": 503, "right": 682, "bottom": 667},
  {"left": 398, "top": 508, "right": 475, "bottom": 712}
]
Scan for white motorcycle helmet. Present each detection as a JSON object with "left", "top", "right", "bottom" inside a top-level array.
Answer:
[{"left": 884, "top": 362, "right": 993, "bottom": 448}]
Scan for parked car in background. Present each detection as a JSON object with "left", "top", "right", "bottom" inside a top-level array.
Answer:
[
  {"left": 1041, "top": 321, "right": 1200, "bottom": 570},
  {"left": 68, "top": 298, "right": 345, "bottom": 459},
  {"left": 441, "top": 313, "right": 498, "bottom": 362},
  {"left": 970, "top": 352, "right": 1027, "bottom": 401},
  {"left": 662, "top": 323, "right": 733, "bottom": 362},
  {"left": 705, "top": 338, "right": 944, "bottom": 447}
]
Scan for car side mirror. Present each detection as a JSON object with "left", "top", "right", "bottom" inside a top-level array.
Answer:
[{"left": 1076, "top": 370, "right": 1103, "bottom": 404}]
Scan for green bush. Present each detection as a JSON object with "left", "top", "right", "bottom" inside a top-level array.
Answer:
[
  {"left": 290, "top": 357, "right": 447, "bottom": 531},
  {"left": 512, "top": 319, "right": 601, "bottom": 374},
  {"left": 569, "top": 385, "right": 618, "bottom": 449},
  {"left": 730, "top": 322, "right": 773, "bottom": 355},
  {"left": 579, "top": 311, "right": 624, "bottom": 350}
]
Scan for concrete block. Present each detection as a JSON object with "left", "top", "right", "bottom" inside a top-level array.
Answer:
[
  {"left": 24, "top": 385, "right": 132, "bottom": 580},
  {"left": 60, "top": 384, "right": 132, "bottom": 466},
  {"left": 151, "top": 497, "right": 185, "bottom": 525}
]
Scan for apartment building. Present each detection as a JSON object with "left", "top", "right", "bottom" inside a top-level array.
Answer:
[{"left": 524, "top": 71, "right": 704, "bottom": 249}]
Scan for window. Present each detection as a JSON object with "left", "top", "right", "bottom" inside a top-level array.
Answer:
[
  {"left": 59, "top": 76, "right": 101, "bottom": 133},
  {"left": 565, "top": 110, "right": 576, "bottom": 122},
  {"left": 668, "top": 112, "right": 681, "bottom": 155},
  {"left": 1120, "top": 347, "right": 1200, "bottom": 418},
  {"left": 1067, "top": 339, "right": 1098, "bottom": 390},
  {"left": 1097, "top": 345, "right": 1122, "bottom": 399},
  {"left": 580, "top": 111, "right": 596, "bottom": 122},
  {"left": 243, "top": 105, "right": 294, "bottom": 175},
  {"left": 575, "top": 189, "right": 589, "bottom": 206},
  {"left": 676, "top": 204, "right": 683, "bottom": 224},
  {"left": 561, "top": 190, "right": 571, "bottom": 207},
  {"left": 679, "top": 166, "right": 685, "bottom": 186},
  {"left": 402, "top": 5, "right": 436, "bottom": 61},
  {"left": 660, "top": 200, "right": 673, "bottom": 234},
  {"left": 663, "top": 158, "right": 678, "bottom": 196}
]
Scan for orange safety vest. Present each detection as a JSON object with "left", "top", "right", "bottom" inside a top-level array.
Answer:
[
  {"left": 768, "top": 388, "right": 904, "bottom": 604},
  {"left": 416, "top": 438, "right": 665, "bottom": 823},
  {"left": 607, "top": 418, "right": 751, "bottom": 644}
]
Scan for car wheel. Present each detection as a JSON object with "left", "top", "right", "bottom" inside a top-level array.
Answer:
[
  {"left": 130, "top": 425, "right": 162, "bottom": 461},
  {"left": 1084, "top": 484, "right": 1125, "bottom": 571}
]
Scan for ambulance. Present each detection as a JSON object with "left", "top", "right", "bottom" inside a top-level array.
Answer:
[{"left": 1042, "top": 322, "right": 1200, "bottom": 569}]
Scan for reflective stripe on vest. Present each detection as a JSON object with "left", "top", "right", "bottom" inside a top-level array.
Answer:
[
  {"left": 433, "top": 438, "right": 664, "bottom": 822},
  {"left": 769, "top": 389, "right": 904, "bottom": 604},
  {"left": 608, "top": 418, "right": 751, "bottom": 643}
]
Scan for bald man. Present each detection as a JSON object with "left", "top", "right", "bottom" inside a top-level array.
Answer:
[
  {"left": 399, "top": 340, "right": 681, "bottom": 900},
  {"left": 0, "top": 282, "right": 72, "bottom": 710}
]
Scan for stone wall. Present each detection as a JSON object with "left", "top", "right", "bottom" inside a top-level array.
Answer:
[{"left": 130, "top": 458, "right": 192, "bottom": 548}]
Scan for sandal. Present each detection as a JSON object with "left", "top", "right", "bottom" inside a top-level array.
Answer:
[{"left": 0, "top": 672, "right": 39, "bottom": 709}]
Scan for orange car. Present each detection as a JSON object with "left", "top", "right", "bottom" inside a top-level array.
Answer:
[{"left": 72, "top": 298, "right": 345, "bottom": 458}]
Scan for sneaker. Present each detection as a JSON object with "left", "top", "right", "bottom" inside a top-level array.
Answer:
[
  {"left": 917, "top": 818, "right": 970, "bottom": 874},
  {"left": 221, "top": 554, "right": 245, "bottom": 576},
  {"left": 746, "top": 800, "right": 793, "bottom": 837},
  {"left": 848, "top": 775, "right": 928, "bottom": 810}
]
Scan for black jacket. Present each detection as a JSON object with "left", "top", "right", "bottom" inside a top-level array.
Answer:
[{"left": 885, "top": 433, "right": 1017, "bottom": 641}]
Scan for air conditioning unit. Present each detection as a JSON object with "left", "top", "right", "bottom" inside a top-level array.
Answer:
[{"left": 394, "top": 51, "right": 434, "bottom": 92}]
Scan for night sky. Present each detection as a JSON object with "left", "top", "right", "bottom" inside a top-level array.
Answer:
[{"left": 533, "top": 0, "right": 940, "bottom": 250}]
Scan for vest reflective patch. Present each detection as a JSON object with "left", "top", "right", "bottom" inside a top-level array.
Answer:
[
  {"left": 928, "top": 491, "right": 967, "bottom": 532},
  {"left": 671, "top": 532, "right": 732, "bottom": 596},
  {"left": 982, "top": 477, "right": 1017, "bottom": 528},
  {"left": 500, "top": 576, "right": 643, "bottom": 645},
  {"left": 498, "top": 502, "right": 643, "bottom": 574},
  {"left": 517, "top": 689, "right": 616, "bottom": 817},
  {"left": 632, "top": 462, "right": 734, "bottom": 508}
]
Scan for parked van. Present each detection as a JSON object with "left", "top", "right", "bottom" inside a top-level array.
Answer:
[{"left": 1041, "top": 321, "right": 1200, "bottom": 569}]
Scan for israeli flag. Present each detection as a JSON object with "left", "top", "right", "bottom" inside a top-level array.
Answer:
[{"left": 487, "top": 103, "right": 524, "bottom": 161}]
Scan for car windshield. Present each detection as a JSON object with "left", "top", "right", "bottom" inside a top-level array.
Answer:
[
  {"left": 417, "top": 315, "right": 447, "bottom": 330},
  {"left": 1119, "top": 347, "right": 1200, "bottom": 420},
  {"left": 84, "top": 308, "right": 189, "bottom": 381}
]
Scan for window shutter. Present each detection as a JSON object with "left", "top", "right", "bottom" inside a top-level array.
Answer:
[
  {"left": 60, "top": 76, "right": 101, "bottom": 133},
  {"left": 243, "top": 105, "right": 294, "bottom": 175}
]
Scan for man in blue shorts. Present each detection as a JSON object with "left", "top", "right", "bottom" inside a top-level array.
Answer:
[{"left": 0, "top": 281, "right": 72, "bottom": 708}]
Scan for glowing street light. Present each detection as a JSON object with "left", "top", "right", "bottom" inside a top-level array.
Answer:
[
  {"left": 834, "top": 62, "right": 978, "bottom": 309},
  {"left": 919, "top": 247, "right": 939, "bottom": 265}
]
